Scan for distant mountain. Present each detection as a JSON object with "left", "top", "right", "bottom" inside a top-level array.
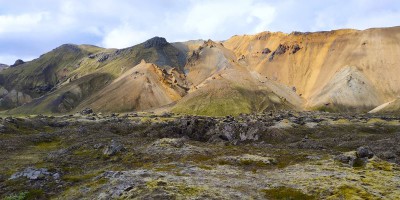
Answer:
[
  {"left": 5, "top": 37, "right": 188, "bottom": 113},
  {"left": 3, "top": 26, "right": 400, "bottom": 115},
  {"left": 0, "top": 64, "right": 8, "bottom": 71}
]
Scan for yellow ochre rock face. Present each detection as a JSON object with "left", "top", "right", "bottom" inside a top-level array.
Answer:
[{"left": 223, "top": 26, "right": 400, "bottom": 112}]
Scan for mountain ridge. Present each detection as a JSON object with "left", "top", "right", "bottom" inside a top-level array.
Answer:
[{"left": 1, "top": 26, "right": 400, "bottom": 116}]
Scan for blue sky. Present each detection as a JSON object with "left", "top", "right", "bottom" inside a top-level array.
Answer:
[{"left": 0, "top": 0, "right": 399, "bottom": 65}]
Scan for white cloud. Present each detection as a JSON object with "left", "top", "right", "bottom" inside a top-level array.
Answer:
[
  {"left": 101, "top": 25, "right": 150, "bottom": 48},
  {"left": 0, "top": 12, "right": 49, "bottom": 33},
  {"left": 183, "top": 0, "right": 275, "bottom": 38},
  {"left": 345, "top": 10, "right": 400, "bottom": 30},
  {"left": 0, "top": 0, "right": 399, "bottom": 63}
]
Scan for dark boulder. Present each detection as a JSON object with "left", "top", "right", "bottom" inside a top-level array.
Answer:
[
  {"left": 269, "top": 44, "right": 289, "bottom": 61},
  {"left": 335, "top": 154, "right": 354, "bottom": 164},
  {"left": 80, "top": 108, "right": 94, "bottom": 115},
  {"left": 274, "top": 44, "right": 289, "bottom": 55},
  {"left": 291, "top": 44, "right": 301, "bottom": 54},
  {"left": 262, "top": 48, "right": 271, "bottom": 54},
  {"left": 356, "top": 146, "right": 374, "bottom": 159}
]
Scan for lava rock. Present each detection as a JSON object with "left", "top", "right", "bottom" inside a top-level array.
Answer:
[
  {"left": 0, "top": 124, "right": 6, "bottom": 133},
  {"left": 80, "top": 108, "right": 94, "bottom": 115},
  {"left": 143, "top": 37, "right": 168, "bottom": 48},
  {"left": 98, "top": 54, "right": 109, "bottom": 62},
  {"left": 274, "top": 44, "right": 289, "bottom": 55},
  {"left": 34, "top": 84, "right": 54, "bottom": 93},
  {"left": 262, "top": 48, "right": 271, "bottom": 54},
  {"left": 10, "top": 168, "right": 56, "bottom": 180},
  {"left": 103, "top": 140, "right": 125, "bottom": 156},
  {"left": 269, "top": 44, "right": 289, "bottom": 61},
  {"left": 356, "top": 146, "right": 374, "bottom": 159},
  {"left": 334, "top": 154, "right": 354, "bottom": 164},
  {"left": 291, "top": 44, "right": 301, "bottom": 54}
]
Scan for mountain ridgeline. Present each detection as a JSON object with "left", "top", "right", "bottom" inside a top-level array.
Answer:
[{"left": 1, "top": 26, "right": 400, "bottom": 116}]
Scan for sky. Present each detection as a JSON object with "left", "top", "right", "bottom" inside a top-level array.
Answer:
[{"left": 0, "top": 0, "right": 399, "bottom": 65}]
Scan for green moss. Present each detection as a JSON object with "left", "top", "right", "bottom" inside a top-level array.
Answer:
[
  {"left": 62, "top": 173, "right": 97, "bottom": 183},
  {"left": 34, "top": 141, "right": 60, "bottom": 150},
  {"left": 276, "top": 154, "right": 308, "bottom": 169},
  {"left": 370, "top": 160, "right": 393, "bottom": 171},
  {"left": 175, "top": 184, "right": 203, "bottom": 196},
  {"left": 4, "top": 189, "right": 45, "bottom": 200},
  {"left": 146, "top": 179, "right": 166, "bottom": 189},
  {"left": 328, "top": 185, "right": 377, "bottom": 199},
  {"left": 262, "top": 187, "right": 315, "bottom": 200},
  {"left": 4, "top": 192, "right": 28, "bottom": 200},
  {"left": 197, "top": 165, "right": 213, "bottom": 170},
  {"left": 154, "top": 164, "right": 177, "bottom": 172},
  {"left": 146, "top": 179, "right": 204, "bottom": 197},
  {"left": 238, "top": 159, "right": 272, "bottom": 167},
  {"left": 173, "top": 86, "right": 292, "bottom": 116},
  {"left": 173, "top": 92, "right": 253, "bottom": 116}
]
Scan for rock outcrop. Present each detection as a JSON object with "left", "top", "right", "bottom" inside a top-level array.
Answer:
[
  {"left": 10, "top": 59, "right": 25, "bottom": 67},
  {"left": 143, "top": 37, "right": 169, "bottom": 48}
]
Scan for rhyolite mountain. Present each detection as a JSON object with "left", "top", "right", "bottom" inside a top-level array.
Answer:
[{"left": 1, "top": 26, "right": 400, "bottom": 116}]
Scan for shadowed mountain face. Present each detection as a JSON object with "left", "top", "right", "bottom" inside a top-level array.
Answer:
[{"left": 1, "top": 27, "right": 400, "bottom": 115}]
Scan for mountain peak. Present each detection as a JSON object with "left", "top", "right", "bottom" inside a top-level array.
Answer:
[
  {"left": 55, "top": 44, "right": 81, "bottom": 53},
  {"left": 10, "top": 59, "right": 25, "bottom": 67},
  {"left": 143, "top": 37, "right": 168, "bottom": 48}
]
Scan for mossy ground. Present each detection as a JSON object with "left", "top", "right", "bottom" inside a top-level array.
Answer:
[
  {"left": 262, "top": 187, "right": 316, "bottom": 200},
  {"left": 0, "top": 113, "right": 399, "bottom": 199}
]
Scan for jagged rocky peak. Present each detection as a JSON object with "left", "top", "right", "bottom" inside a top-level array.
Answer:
[
  {"left": 10, "top": 59, "right": 25, "bottom": 67},
  {"left": 143, "top": 36, "right": 169, "bottom": 48},
  {"left": 203, "top": 39, "right": 219, "bottom": 48}
]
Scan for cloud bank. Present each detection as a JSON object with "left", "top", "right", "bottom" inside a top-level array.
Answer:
[{"left": 0, "top": 0, "right": 399, "bottom": 64}]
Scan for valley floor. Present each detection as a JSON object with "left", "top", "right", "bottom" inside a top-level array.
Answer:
[{"left": 1, "top": 111, "right": 400, "bottom": 199}]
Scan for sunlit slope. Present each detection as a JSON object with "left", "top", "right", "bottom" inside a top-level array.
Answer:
[
  {"left": 172, "top": 40, "right": 303, "bottom": 116},
  {"left": 77, "top": 61, "right": 189, "bottom": 113},
  {"left": 0, "top": 44, "right": 104, "bottom": 109},
  {"left": 224, "top": 26, "right": 400, "bottom": 111}
]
